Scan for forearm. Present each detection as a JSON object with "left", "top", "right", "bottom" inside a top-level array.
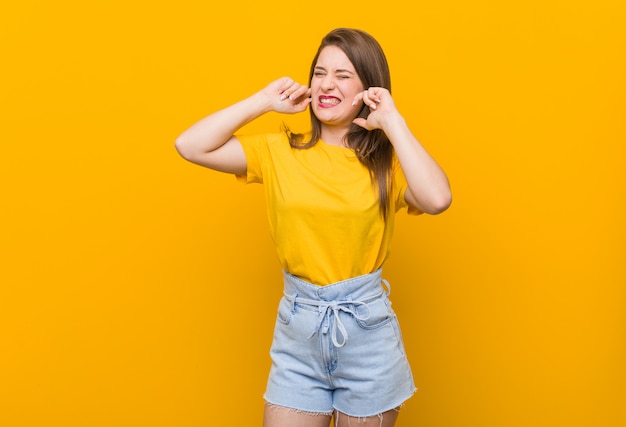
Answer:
[
  {"left": 175, "top": 91, "right": 271, "bottom": 159},
  {"left": 382, "top": 113, "right": 452, "bottom": 214}
]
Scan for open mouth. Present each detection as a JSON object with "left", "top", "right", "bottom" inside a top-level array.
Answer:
[{"left": 319, "top": 96, "right": 340, "bottom": 106}]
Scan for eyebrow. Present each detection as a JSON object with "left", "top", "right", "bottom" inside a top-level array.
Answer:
[{"left": 314, "top": 66, "right": 356, "bottom": 74}]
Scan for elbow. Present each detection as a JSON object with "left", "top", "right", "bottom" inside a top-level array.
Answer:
[
  {"left": 174, "top": 135, "right": 193, "bottom": 161},
  {"left": 424, "top": 191, "right": 452, "bottom": 215},
  {"left": 406, "top": 187, "right": 452, "bottom": 215}
]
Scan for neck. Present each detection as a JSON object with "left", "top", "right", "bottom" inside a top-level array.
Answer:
[{"left": 321, "top": 126, "right": 349, "bottom": 147}]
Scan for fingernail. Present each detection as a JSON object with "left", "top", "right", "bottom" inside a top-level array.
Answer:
[{"left": 280, "top": 94, "right": 286, "bottom": 101}]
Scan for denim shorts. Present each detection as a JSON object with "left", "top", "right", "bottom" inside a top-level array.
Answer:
[{"left": 264, "top": 269, "right": 416, "bottom": 417}]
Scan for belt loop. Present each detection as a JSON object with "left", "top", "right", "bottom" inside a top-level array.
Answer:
[
  {"left": 381, "top": 279, "right": 391, "bottom": 296},
  {"left": 290, "top": 292, "right": 298, "bottom": 313}
]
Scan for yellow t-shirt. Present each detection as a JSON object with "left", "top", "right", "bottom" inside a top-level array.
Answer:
[{"left": 237, "top": 133, "right": 418, "bottom": 285}]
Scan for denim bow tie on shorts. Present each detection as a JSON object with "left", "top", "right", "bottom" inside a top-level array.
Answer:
[{"left": 282, "top": 279, "right": 390, "bottom": 348}]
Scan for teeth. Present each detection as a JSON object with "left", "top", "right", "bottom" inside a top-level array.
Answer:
[{"left": 320, "top": 98, "right": 340, "bottom": 105}]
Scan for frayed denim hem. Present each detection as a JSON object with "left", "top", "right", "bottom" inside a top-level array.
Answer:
[{"left": 264, "top": 401, "right": 334, "bottom": 417}]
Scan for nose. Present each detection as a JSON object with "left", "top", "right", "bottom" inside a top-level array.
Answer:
[{"left": 321, "top": 74, "right": 335, "bottom": 91}]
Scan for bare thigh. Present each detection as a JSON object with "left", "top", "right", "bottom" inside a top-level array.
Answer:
[
  {"left": 263, "top": 404, "right": 400, "bottom": 427},
  {"left": 334, "top": 408, "right": 400, "bottom": 427},
  {"left": 263, "top": 403, "right": 332, "bottom": 427}
]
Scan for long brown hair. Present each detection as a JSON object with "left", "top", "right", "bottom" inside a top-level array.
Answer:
[{"left": 285, "top": 28, "right": 394, "bottom": 220}]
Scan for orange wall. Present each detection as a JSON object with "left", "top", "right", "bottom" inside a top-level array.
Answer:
[{"left": 1, "top": 1, "right": 624, "bottom": 426}]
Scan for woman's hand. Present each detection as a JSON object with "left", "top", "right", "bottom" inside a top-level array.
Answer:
[
  {"left": 351, "top": 87, "right": 399, "bottom": 131},
  {"left": 261, "top": 77, "right": 312, "bottom": 114}
]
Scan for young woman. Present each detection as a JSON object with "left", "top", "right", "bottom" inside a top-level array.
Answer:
[{"left": 175, "top": 28, "right": 451, "bottom": 427}]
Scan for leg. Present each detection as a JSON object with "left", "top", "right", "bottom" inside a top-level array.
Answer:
[
  {"left": 334, "top": 408, "right": 400, "bottom": 427},
  {"left": 263, "top": 403, "right": 333, "bottom": 427}
]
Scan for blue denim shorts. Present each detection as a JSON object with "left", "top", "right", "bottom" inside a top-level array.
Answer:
[{"left": 264, "top": 269, "right": 416, "bottom": 417}]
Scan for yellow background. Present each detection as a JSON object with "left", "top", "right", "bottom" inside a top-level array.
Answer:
[{"left": 1, "top": 0, "right": 624, "bottom": 426}]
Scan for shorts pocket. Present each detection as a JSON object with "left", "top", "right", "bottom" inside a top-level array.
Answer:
[
  {"left": 389, "top": 314, "right": 408, "bottom": 355},
  {"left": 276, "top": 296, "right": 293, "bottom": 325},
  {"left": 354, "top": 297, "right": 393, "bottom": 330}
]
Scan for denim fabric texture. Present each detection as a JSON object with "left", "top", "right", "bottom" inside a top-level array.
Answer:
[{"left": 264, "top": 269, "right": 416, "bottom": 417}]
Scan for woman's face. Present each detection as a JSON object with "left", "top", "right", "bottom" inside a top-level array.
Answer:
[{"left": 310, "top": 45, "right": 365, "bottom": 130}]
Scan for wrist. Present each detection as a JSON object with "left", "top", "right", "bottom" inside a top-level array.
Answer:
[
  {"left": 380, "top": 111, "right": 406, "bottom": 134},
  {"left": 248, "top": 91, "right": 274, "bottom": 115}
]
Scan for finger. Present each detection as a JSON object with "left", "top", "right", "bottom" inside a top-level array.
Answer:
[
  {"left": 362, "top": 91, "right": 378, "bottom": 110},
  {"left": 351, "top": 92, "right": 364, "bottom": 106},
  {"left": 280, "top": 82, "right": 302, "bottom": 101},
  {"left": 277, "top": 77, "right": 294, "bottom": 94},
  {"left": 297, "top": 88, "right": 313, "bottom": 105},
  {"left": 288, "top": 85, "right": 310, "bottom": 102},
  {"left": 297, "top": 96, "right": 313, "bottom": 109},
  {"left": 366, "top": 88, "right": 382, "bottom": 104},
  {"left": 352, "top": 117, "right": 372, "bottom": 130}
]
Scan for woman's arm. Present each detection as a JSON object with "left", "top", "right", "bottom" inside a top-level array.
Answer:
[
  {"left": 175, "top": 77, "right": 312, "bottom": 175},
  {"left": 352, "top": 87, "right": 452, "bottom": 215}
]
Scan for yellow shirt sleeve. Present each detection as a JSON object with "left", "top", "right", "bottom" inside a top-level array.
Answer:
[
  {"left": 392, "top": 156, "right": 423, "bottom": 215},
  {"left": 234, "top": 133, "right": 273, "bottom": 184}
]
